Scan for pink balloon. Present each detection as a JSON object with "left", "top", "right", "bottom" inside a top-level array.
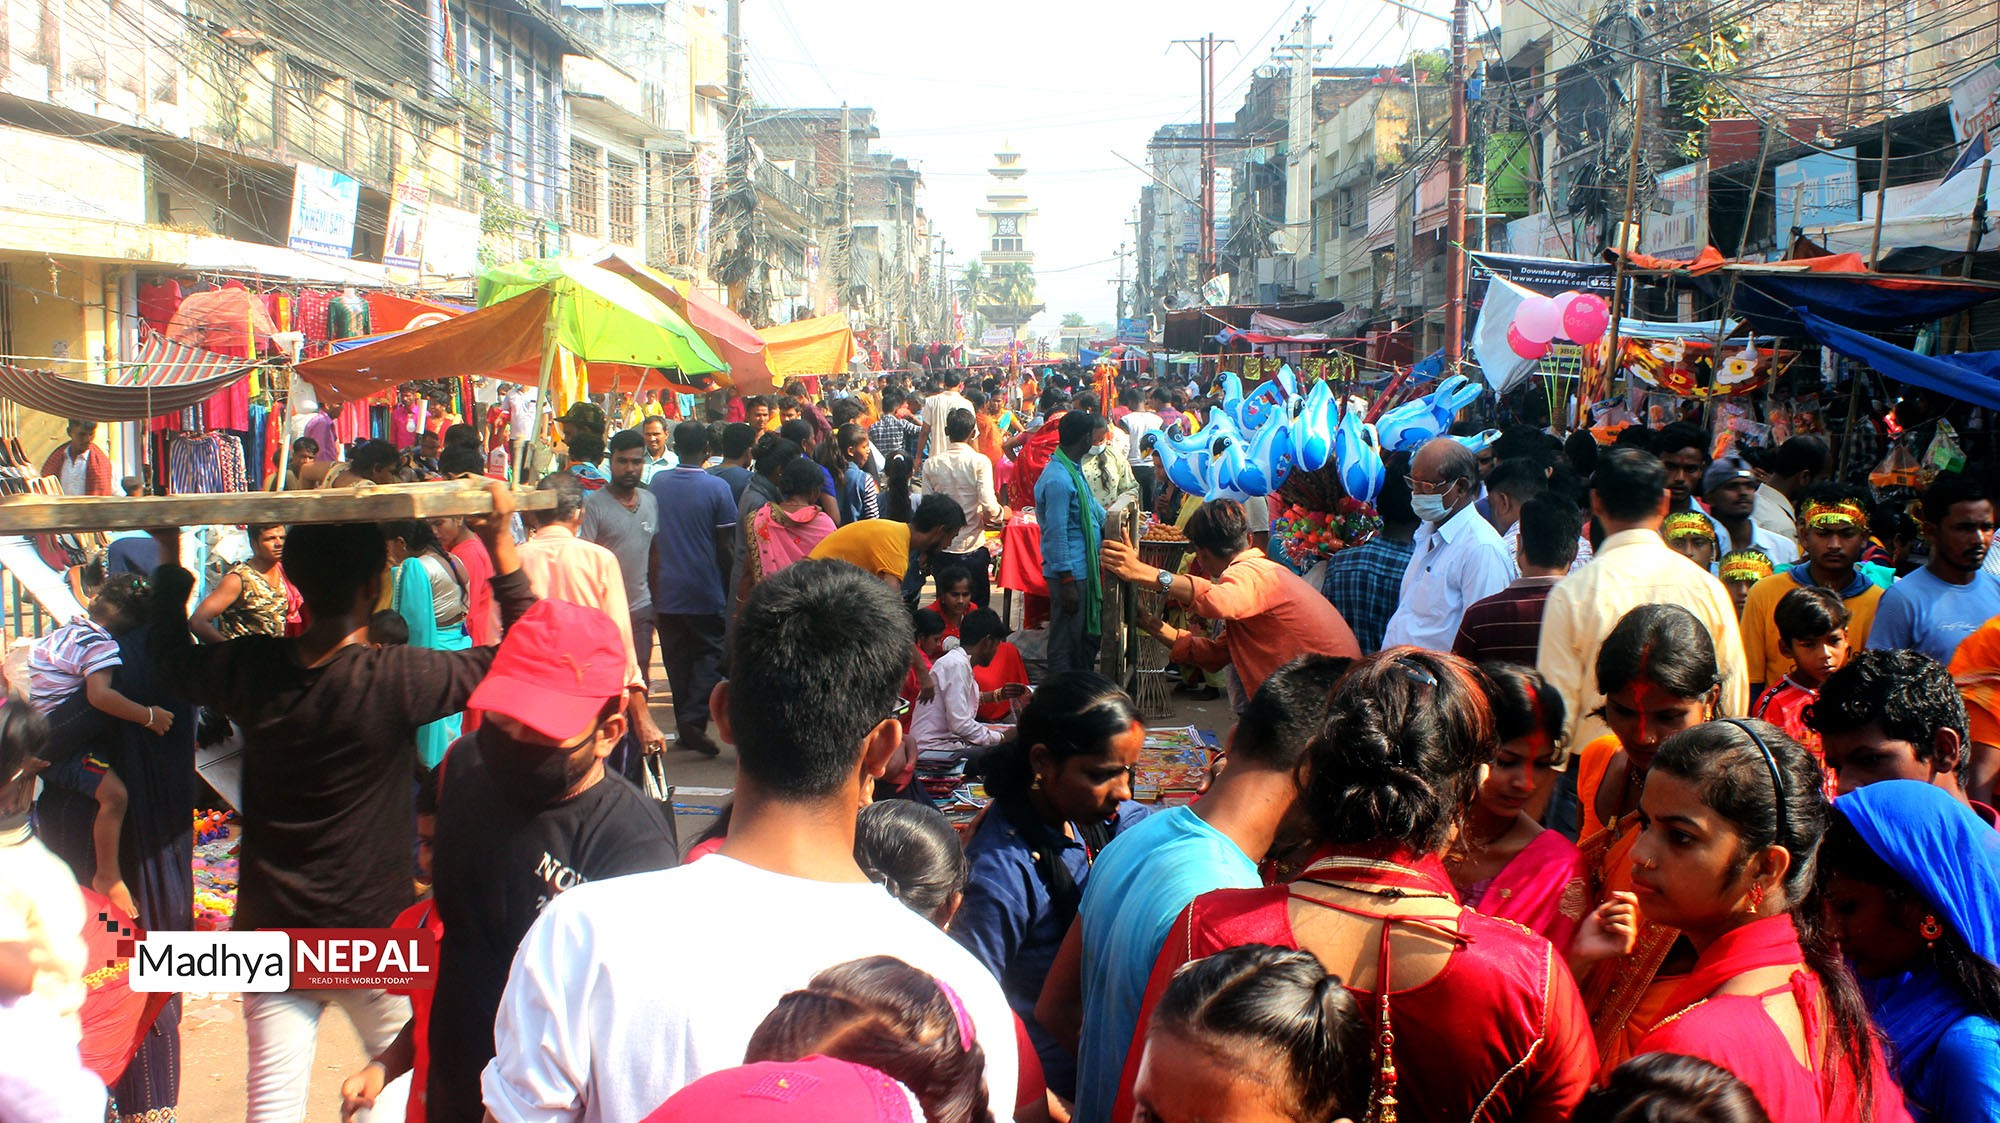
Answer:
[
  {"left": 1515, "top": 295, "right": 1563, "bottom": 343},
  {"left": 1507, "top": 323, "right": 1551, "bottom": 360},
  {"left": 1552, "top": 291, "right": 1580, "bottom": 319},
  {"left": 1563, "top": 293, "right": 1611, "bottom": 342}
]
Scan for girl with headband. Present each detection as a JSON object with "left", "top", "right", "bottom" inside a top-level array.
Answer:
[
  {"left": 1568, "top": 605, "right": 1725, "bottom": 1074},
  {"left": 1719, "top": 549, "right": 1776, "bottom": 614},
  {"left": 1625, "top": 720, "right": 1908, "bottom": 1123}
]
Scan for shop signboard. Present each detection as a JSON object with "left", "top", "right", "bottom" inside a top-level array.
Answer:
[
  {"left": 1773, "top": 148, "right": 1858, "bottom": 235},
  {"left": 383, "top": 178, "right": 429, "bottom": 272},
  {"left": 288, "top": 163, "right": 361, "bottom": 258},
  {"left": 1640, "top": 160, "right": 1709, "bottom": 261}
]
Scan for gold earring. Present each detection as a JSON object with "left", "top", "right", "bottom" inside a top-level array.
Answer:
[{"left": 1031, "top": 774, "right": 1042, "bottom": 791}]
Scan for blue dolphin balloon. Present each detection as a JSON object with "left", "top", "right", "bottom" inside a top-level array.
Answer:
[
  {"left": 1293, "top": 380, "right": 1336, "bottom": 472},
  {"left": 1334, "top": 406, "right": 1386, "bottom": 505}
]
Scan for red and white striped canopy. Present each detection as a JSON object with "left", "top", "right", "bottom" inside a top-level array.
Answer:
[{"left": 0, "top": 334, "right": 256, "bottom": 421}]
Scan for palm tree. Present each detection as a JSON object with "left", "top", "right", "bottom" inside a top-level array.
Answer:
[
  {"left": 958, "top": 261, "right": 990, "bottom": 306},
  {"left": 990, "top": 263, "right": 1037, "bottom": 308}
]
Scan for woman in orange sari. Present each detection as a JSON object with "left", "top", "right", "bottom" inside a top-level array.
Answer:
[{"left": 1571, "top": 604, "right": 1726, "bottom": 1075}]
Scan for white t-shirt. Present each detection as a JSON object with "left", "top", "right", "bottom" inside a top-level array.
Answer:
[
  {"left": 920, "top": 390, "right": 974, "bottom": 459},
  {"left": 481, "top": 854, "right": 1019, "bottom": 1123},
  {"left": 0, "top": 826, "right": 86, "bottom": 1035},
  {"left": 1120, "top": 410, "right": 1163, "bottom": 463},
  {"left": 504, "top": 389, "right": 538, "bottom": 441}
]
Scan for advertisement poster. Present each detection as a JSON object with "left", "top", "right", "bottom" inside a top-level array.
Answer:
[
  {"left": 383, "top": 178, "right": 430, "bottom": 272},
  {"left": 288, "top": 163, "right": 360, "bottom": 258}
]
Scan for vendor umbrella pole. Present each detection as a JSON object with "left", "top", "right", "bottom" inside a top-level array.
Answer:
[
  {"left": 525, "top": 304, "right": 560, "bottom": 487},
  {"left": 1954, "top": 159, "right": 1994, "bottom": 354}
]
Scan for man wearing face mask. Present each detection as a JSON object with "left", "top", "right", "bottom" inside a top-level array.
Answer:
[
  {"left": 1381, "top": 436, "right": 1517, "bottom": 651},
  {"left": 423, "top": 597, "right": 680, "bottom": 1123}
]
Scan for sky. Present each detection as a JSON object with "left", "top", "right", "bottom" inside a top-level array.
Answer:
[{"left": 741, "top": 0, "right": 1452, "bottom": 336}]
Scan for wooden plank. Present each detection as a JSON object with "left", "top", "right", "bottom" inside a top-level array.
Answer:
[{"left": 0, "top": 480, "right": 556, "bottom": 534}]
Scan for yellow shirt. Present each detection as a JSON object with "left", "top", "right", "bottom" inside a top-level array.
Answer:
[
  {"left": 1739, "top": 569, "right": 1881, "bottom": 690},
  {"left": 809, "top": 519, "right": 912, "bottom": 581},
  {"left": 1536, "top": 529, "right": 1751, "bottom": 752}
]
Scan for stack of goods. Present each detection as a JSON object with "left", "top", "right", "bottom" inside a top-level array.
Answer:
[
  {"left": 1132, "top": 725, "right": 1218, "bottom": 805},
  {"left": 192, "top": 809, "right": 239, "bottom": 931}
]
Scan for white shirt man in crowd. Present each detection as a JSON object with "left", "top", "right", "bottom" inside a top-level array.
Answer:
[
  {"left": 1380, "top": 437, "right": 1515, "bottom": 651},
  {"left": 918, "top": 369, "right": 974, "bottom": 461},
  {"left": 481, "top": 561, "right": 1017, "bottom": 1122}
]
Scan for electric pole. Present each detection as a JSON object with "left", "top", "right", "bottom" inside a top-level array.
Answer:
[
  {"left": 1445, "top": 0, "right": 1469, "bottom": 367},
  {"left": 1112, "top": 242, "right": 1129, "bottom": 323},
  {"left": 1172, "top": 34, "right": 1232, "bottom": 283},
  {"left": 1278, "top": 10, "right": 1317, "bottom": 297}
]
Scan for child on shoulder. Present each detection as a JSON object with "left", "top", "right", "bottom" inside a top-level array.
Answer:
[{"left": 23, "top": 573, "right": 168, "bottom": 918}]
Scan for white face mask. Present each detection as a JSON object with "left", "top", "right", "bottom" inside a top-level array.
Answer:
[{"left": 1411, "top": 481, "right": 1457, "bottom": 524}]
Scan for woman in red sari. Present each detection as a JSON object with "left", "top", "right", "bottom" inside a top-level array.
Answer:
[
  {"left": 1627, "top": 718, "right": 1912, "bottom": 1123},
  {"left": 1447, "top": 663, "right": 1589, "bottom": 948},
  {"left": 1120, "top": 648, "right": 1596, "bottom": 1123}
]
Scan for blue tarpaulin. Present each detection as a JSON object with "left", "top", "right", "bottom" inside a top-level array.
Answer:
[
  {"left": 1704, "top": 270, "right": 2000, "bottom": 335},
  {"left": 1796, "top": 308, "right": 2000, "bottom": 412}
]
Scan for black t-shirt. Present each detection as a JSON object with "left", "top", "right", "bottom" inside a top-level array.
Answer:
[
  {"left": 426, "top": 739, "right": 680, "bottom": 1123},
  {"left": 149, "top": 568, "right": 536, "bottom": 931}
]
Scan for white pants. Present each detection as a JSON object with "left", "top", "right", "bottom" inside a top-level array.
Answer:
[{"left": 243, "top": 987, "right": 410, "bottom": 1123}]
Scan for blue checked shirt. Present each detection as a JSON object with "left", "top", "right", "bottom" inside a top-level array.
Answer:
[{"left": 1320, "top": 536, "right": 1416, "bottom": 655}]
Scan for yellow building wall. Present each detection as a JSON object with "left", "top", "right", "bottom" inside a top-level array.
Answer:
[{"left": 3, "top": 256, "right": 130, "bottom": 482}]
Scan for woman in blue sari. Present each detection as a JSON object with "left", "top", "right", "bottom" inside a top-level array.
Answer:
[
  {"left": 383, "top": 520, "right": 472, "bottom": 768},
  {"left": 1822, "top": 779, "right": 2000, "bottom": 1121}
]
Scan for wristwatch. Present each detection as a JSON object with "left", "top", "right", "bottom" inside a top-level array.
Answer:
[{"left": 1156, "top": 569, "right": 1176, "bottom": 591}]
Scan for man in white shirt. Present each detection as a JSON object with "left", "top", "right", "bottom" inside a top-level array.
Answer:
[
  {"left": 1754, "top": 435, "right": 1830, "bottom": 540},
  {"left": 908, "top": 609, "right": 1018, "bottom": 764},
  {"left": 923, "top": 408, "right": 1007, "bottom": 606},
  {"left": 503, "top": 384, "right": 538, "bottom": 481},
  {"left": 1381, "top": 437, "right": 1516, "bottom": 651},
  {"left": 918, "top": 369, "right": 974, "bottom": 461},
  {"left": 638, "top": 415, "right": 678, "bottom": 483},
  {"left": 1702, "top": 457, "right": 1798, "bottom": 567},
  {"left": 481, "top": 561, "right": 1018, "bottom": 1123},
  {"left": 1119, "top": 388, "right": 1164, "bottom": 510}
]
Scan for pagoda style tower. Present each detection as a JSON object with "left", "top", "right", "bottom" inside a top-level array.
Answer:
[{"left": 976, "top": 144, "right": 1043, "bottom": 334}]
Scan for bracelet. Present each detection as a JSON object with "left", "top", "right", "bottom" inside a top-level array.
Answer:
[{"left": 143, "top": 706, "right": 154, "bottom": 727}]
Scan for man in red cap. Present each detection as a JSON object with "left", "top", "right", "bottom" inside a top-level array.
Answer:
[{"left": 419, "top": 597, "right": 679, "bottom": 1123}]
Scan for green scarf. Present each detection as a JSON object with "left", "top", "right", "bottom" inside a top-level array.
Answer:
[{"left": 1053, "top": 448, "right": 1103, "bottom": 634}]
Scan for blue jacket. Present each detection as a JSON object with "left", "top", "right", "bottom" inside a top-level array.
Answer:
[{"left": 1034, "top": 456, "right": 1104, "bottom": 581}]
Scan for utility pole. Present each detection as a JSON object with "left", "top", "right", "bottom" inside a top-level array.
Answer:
[
  {"left": 1444, "top": 0, "right": 1469, "bottom": 368},
  {"left": 723, "top": 0, "right": 751, "bottom": 315},
  {"left": 1171, "top": 34, "right": 1232, "bottom": 283},
  {"left": 1113, "top": 242, "right": 1129, "bottom": 323},
  {"left": 1279, "top": 10, "right": 1316, "bottom": 296}
]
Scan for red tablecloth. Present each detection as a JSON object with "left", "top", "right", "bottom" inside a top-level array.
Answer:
[{"left": 996, "top": 516, "right": 1046, "bottom": 595}]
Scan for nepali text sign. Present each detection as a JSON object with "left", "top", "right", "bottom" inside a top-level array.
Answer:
[
  {"left": 1774, "top": 148, "right": 1859, "bottom": 235},
  {"left": 288, "top": 163, "right": 361, "bottom": 258},
  {"left": 1641, "top": 160, "right": 1709, "bottom": 261},
  {"left": 1951, "top": 60, "right": 2000, "bottom": 146}
]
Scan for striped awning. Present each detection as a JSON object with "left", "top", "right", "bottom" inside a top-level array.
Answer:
[{"left": 0, "top": 334, "right": 256, "bottom": 421}]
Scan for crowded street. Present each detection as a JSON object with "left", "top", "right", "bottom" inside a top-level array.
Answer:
[{"left": 5, "top": 0, "right": 2000, "bottom": 1122}]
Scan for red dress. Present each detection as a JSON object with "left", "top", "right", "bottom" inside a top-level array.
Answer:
[
  {"left": 1117, "top": 849, "right": 1595, "bottom": 1123},
  {"left": 1636, "top": 915, "right": 1913, "bottom": 1123}
]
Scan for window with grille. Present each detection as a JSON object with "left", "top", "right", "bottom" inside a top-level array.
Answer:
[
  {"left": 571, "top": 140, "right": 601, "bottom": 237},
  {"left": 607, "top": 156, "right": 636, "bottom": 245}
]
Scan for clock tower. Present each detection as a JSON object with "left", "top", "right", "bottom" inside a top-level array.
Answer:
[{"left": 977, "top": 145, "right": 1036, "bottom": 266}]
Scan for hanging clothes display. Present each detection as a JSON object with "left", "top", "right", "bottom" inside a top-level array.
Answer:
[
  {"left": 327, "top": 292, "right": 371, "bottom": 340},
  {"left": 137, "top": 280, "right": 184, "bottom": 335},
  {"left": 165, "top": 433, "right": 248, "bottom": 495}
]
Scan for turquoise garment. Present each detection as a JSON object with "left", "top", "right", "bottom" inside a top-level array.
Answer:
[
  {"left": 1838, "top": 781, "right": 2000, "bottom": 1121},
  {"left": 394, "top": 557, "right": 471, "bottom": 769},
  {"left": 1071, "top": 805, "right": 1260, "bottom": 1123}
]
